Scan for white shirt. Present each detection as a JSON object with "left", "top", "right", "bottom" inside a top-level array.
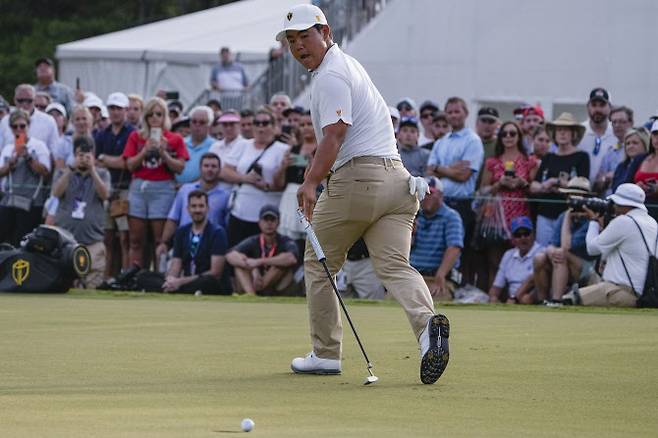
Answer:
[
  {"left": 309, "top": 44, "right": 399, "bottom": 171},
  {"left": 586, "top": 209, "right": 658, "bottom": 294},
  {"left": 578, "top": 121, "right": 617, "bottom": 182},
  {"left": 0, "top": 109, "right": 59, "bottom": 153},
  {"left": 0, "top": 137, "right": 52, "bottom": 192},
  {"left": 210, "top": 135, "right": 249, "bottom": 191}
]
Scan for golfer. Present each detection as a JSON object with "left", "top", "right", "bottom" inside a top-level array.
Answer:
[{"left": 277, "top": 4, "right": 450, "bottom": 384}]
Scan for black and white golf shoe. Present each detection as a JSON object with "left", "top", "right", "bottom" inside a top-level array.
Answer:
[{"left": 419, "top": 314, "right": 450, "bottom": 384}]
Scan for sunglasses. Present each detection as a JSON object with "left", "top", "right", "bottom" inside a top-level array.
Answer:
[
  {"left": 147, "top": 111, "right": 164, "bottom": 118},
  {"left": 421, "top": 112, "right": 434, "bottom": 119},
  {"left": 513, "top": 230, "right": 531, "bottom": 238},
  {"left": 501, "top": 130, "right": 519, "bottom": 138},
  {"left": 16, "top": 98, "right": 33, "bottom": 104},
  {"left": 35, "top": 104, "right": 47, "bottom": 111},
  {"left": 11, "top": 123, "right": 27, "bottom": 130},
  {"left": 254, "top": 120, "right": 272, "bottom": 127},
  {"left": 191, "top": 119, "right": 207, "bottom": 125}
]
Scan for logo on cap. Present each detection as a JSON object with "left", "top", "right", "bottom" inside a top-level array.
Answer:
[
  {"left": 316, "top": 15, "right": 321, "bottom": 22},
  {"left": 336, "top": 109, "right": 342, "bottom": 117},
  {"left": 287, "top": 12, "right": 293, "bottom": 21}
]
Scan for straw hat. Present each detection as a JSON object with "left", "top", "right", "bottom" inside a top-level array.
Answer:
[
  {"left": 545, "top": 112, "right": 586, "bottom": 145},
  {"left": 558, "top": 176, "right": 592, "bottom": 195}
]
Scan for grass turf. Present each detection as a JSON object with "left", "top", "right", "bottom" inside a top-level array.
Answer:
[{"left": 1, "top": 292, "right": 657, "bottom": 437}]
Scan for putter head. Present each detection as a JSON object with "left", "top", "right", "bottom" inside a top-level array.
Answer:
[{"left": 363, "top": 375, "right": 379, "bottom": 385}]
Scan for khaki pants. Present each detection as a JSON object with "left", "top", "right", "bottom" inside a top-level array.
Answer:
[
  {"left": 579, "top": 281, "right": 637, "bottom": 307},
  {"left": 304, "top": 157, "right": 435, "bottom": 359},
  {"left": 85, "top": 241, "right": 106, "bottom": 289}
]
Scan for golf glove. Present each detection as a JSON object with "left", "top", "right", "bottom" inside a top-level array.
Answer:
[{"left": 408, "top": 176, "right": 430, "bottom": 202}]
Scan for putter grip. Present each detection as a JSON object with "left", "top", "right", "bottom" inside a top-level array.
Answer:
[{"left": 297, "top": 209, "right": 326, "bottom": 261}]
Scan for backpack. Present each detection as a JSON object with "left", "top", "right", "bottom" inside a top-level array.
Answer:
[{"left": 619, "top": 216, "right": 658, "bottom": 308}]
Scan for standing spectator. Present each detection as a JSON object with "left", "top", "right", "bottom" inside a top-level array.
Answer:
[
  {"left": 476, "top": 107, "right": 500, "bottom": 159},
  {"left": 418, "top": 100, "right": 440, "bottom": 145},
  {"left": 488, "top": 216, "right": 544, "bottom": 304},
  {"left": 221, "top": 107, "right": 288, "bottom": 247},
  {"left": 595, "top": 106, "right": 633, "bottom": 194},
  {"left": 478, "top": 121, "right": 538, "bottom": 289},
  {"left": 226, "top": 205, "right": 298, "bottom": 296},
  {"left": 168, "top": 101, "right": 183, "bottom": 124},
  {"left": 0, "top": 84, "right": 58, "bottom": 152},
  {"left": 426, "top": 97, "right": 484, "bottom": 283},
  {"left": 157, "top": 153, "right": 230, "bottom": 259},
  {"left": 160, "top": 190, "right": 229, "bottom": 294},
  {"left": 578, "top": 88, "right": 617, "bottom": 182},
  {"left": 529, "top": 125, "right": 552, "bottom": 161},
  {"left": 529, "top": 113, "right": 590, "bottom": 246},
  {"left": 206, "top": 99, "right": 222, "bottom": 119},
  {"left": 34, "top": 92, "right": 52, "bottom": 112},
  {"left": 54, "top": 105, "right": 93, "bottom": 168},
  {"left": 269, "top": 93, "right": 292, "bottom": 125},
  {"left": 210, "top": 47, "right": 249, "bottom": 92},
  {"left": 209, "top": 111, "right": 248, "bottom": 191},
  {"left": 240, "top": 109, "right": 255, "bottom": 140},
  {"left": 629, "top": 121, "right": 658, "bottom": 218},
  {"left": 0, "top": 96, "right": 10, "bottom": 120},
  {"left": 178, "top": 106, "right": 215, "bottom": 184},
  {"left": 95, "top": 92, "right": 135, "bottom": 278},
  {"left": 388, "top": 105, "right": 400, "bottom": 133},
  {"left": 52, "top": 136, "right": 111, "bottom": 288},
  {"left": 396, "top": 98, "right": 417, "bottom": 118},
  {"left": 397, "top": 116, "right": 429, "bottom": 177},
  {"left": 83, "top": 94, "right": 104, "bottom": 133},
  {"left": 0, "top": 110, "right": 51, "bottom": 246},
  {"left": 421, "top": 111, "right": 450, "bottom": 151},
  {"left": 122, "top": 97, "right": 189, "bottom": 268},
  {"left": 410, "top": 177, "right": 464, "bottom": 301},
  {"left": 45, "top": 102, "right": 70, "bottom": 168},
  {"left": 33, "top": 57, "right": 74, "bottom": 114},
  {"left": 611, "top": 127, "right": 649, "bottom": 193},
  {"left": 126, "top": 94, "right": 144, "bottom": 128},
  {"left": 520, "top": 105, "right": 545, "bottom": 153}
]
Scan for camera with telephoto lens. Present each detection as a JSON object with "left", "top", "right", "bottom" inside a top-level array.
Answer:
[
  {"left": 567, "top": 195, "right": 614, "bottom": 216},
  {"left": 22, "top": 225, "right": 91, "bottom": 277}
]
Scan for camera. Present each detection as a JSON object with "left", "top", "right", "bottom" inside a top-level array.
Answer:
[
  {"left": 567, "top": 195, "right": 614, "bottom": 216},
  {"left": 22, "top": 225, "right": 91, "bottom": 276}
]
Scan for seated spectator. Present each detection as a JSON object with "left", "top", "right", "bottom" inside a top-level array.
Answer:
[
  {"left": 209, "top": 111, "right": 248, "bottom": 190},
  {"left": 611, "top": 127, "right": 649, "bottom": 193},
  {"left": 226, "top": 205, "right": 298, "bottom": 296},
  {"left": 397, "top": 116, "right": 429, "bottom": 177},
  {"left": 562, "top": 183, "right": 657, "bottom": 306},
  {"left": 157, "top": 153, "right": 230, "bottom": 258},
  {"left": 529, "top": 113, "right": 590, "bottom": 246},
  {"left": 532, "top": 177, "right": 599, "bottom": 302},
  {"left": 409, "top": 177, "right": 464, "bottom": 301},
  {"left": 240, "top": 109, "right": 255, "bottom": 139},
  {"left": 488, "top": 216, "right": 544, "bottom": 304},
  {"left": 0, "top": 109, "right": 51, "bottom": 246},
  {"left": 177, "top": 106, "right": 215, "bottom": 184},
  {"left": 52, "top": 136, "right": 111, "bottom": 288},
  {"left": 161, "top": 190, "right": 229, "bottom": 294},
  {"left": 122, "top": 97, "right": 189, "bottom": 268},
  {"left": 338, "top": 239, "right": 386, "bottom": 300}
]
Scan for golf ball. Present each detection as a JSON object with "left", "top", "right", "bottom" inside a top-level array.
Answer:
[
  {"left": 194, "top": 290, "right": 202, "bottom": 297},
  {"left": 241, "top": 418, "right": 254, "bottom": 432}
]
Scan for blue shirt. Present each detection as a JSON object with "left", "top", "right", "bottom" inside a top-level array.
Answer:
[
  {"left": 551, "top": 212, "right": 595, "bottom": 260},
  {"left": 94, "top": 123, "right": 135, "bottom": 186},
  {"left": 410, "top": 204, "right": 464, "bottom": 273},
  {"left": 493, "top": 242, "right": 544, "bottom": 297},
  {"left": 173, "top": 222, "right": 228, "bottom": 276},
  {"left": 167, "top": 181, "right": 230, "bottom": 229},
  {"left": 177, "top": 136, "right": 215, "bottom": 184},
  {"left": 427, "top": 127, "right": 484, "bottom": 199}
]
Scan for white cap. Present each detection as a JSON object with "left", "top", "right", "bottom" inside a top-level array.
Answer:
[
  {"left": 388, "top": 105, "right": 400, "bottom": 120},
  {"left": 84, "top": 94, "right": 103, "bottom": 110},
  {"left": 106, "top": 92, "right": 129, "bottom": 108},
  {"left": 607, "top": 183, "right": 647, "bottom": 211},
  {"left": 651, "top": 120, "right": 658, "bottom": 133},
  {"left": 275, "top": 4, "right": 328, "bottom": 42},
  {"left": 45, "top": 102, "right": 66, "bottom": 118},
  {"left": 100, "top": 105, "right": 109, "bottom": 118}
]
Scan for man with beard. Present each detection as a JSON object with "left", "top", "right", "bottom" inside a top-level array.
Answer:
[{"left": 578, "top": 88, "right": 617, "bottom": 182}]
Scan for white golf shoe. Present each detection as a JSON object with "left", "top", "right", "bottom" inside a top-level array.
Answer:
[{"left": 291, "top": 352, "right": 342, "bottom": 375}]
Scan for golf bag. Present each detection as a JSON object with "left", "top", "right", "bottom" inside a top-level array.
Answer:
[{"left": 0, "top": 225, "right": 91, "bottom": 293}]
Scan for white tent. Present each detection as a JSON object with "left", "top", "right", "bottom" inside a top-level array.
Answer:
[
  {"left": 55, "top": 0, "right": 306, "bottom": 106},
  {"left": 342, "top": 0, "right": 658, "bottom": 123}
]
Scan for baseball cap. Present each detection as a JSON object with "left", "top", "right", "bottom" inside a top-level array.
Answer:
[
  {"left": 276, "top": 4, "right": 328, "bottom": 41},
  {"left": 83, "top": 94, "right": 103, "bottom": 110},
  {"left": 523, "top": 105, "right": 545, "bottom": 120},
  {"left": 45, "top": 102, "right": 66, "bottom": 118},
  {"left": 259, "top": 204, "right": 280, "bottom": 220},
  {"left": 397, "top": 97, "right": 417, "bottom": 111},
  {"left": 399, "top": 116, "right": 419, "bottom": 129},
  {"left": 35, "top": 57, "right": 54, "bottom": 67},
  {"left": 425, "top": 176, "right": 443, "bottom": 193},
  {"left": 106, "top": 92, "right": 129, "bottom": 108},
  {"left": 419, "top": 100, "right": 440, "bottom": 113},
  {"left": 510, "top": 216, "right": 533, "bottom": 234},
  {"left": 283, "top": 105, "right": 305, "bottom": 117},
  {"left": 477, "top": 107, "right": 500, "bottom": 121},
  {"left": 388, "top": 105, "right": 400, "bottom": 120},
  {"left": 168, "top": 100, "right": 183, "bottom": 114},
  {"left": 651, "top": 120, "right": 658, "bottom": 133},
  {"left": 589, "top": 87, "right": 610, "bottom": 104}
]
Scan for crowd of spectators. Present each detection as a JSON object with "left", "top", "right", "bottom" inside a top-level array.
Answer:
[{"left": 0, "top": 52, "right": 656, "bottom": 307}]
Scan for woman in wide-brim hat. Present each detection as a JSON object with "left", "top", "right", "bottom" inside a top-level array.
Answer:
[{"left": 529, "top": 112, "right": 590, "bottom": 246}]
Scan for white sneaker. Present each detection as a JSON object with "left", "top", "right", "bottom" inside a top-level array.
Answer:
[{"left": 291, "top": 352, "right": 341, "bottom": 375}]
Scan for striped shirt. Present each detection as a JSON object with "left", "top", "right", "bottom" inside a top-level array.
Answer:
[{"left": 410, "top": 204, "right": 464, "bottom": 273}]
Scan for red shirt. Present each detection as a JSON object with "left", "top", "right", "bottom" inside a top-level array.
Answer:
[{"left": 122, "top": 130, "right": 189, "bottom": 181}]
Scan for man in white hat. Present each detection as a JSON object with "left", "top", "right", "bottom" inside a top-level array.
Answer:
[
  {"left": 563, "top": 183, "right": 658, "bottom": 307},
  {"left": 279, "top": 4, "right": 450, "bottom": 384}
]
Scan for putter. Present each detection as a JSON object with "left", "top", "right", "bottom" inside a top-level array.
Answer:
[{"left": 297, "top": 209, "right": 379, "bottom": 386}]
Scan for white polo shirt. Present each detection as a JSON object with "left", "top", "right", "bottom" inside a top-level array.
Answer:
[{"left": 309, "top": 44, "right": 399, "bottom": 170}]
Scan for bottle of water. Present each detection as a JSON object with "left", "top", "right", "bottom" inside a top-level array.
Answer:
[{"left": 158, "top": 253, "right": 168, "bottom": 274}]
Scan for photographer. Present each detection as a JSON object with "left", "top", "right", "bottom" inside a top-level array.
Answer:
[
  {"left": 562, "top": 183, "right": 658, "bottom": 306},
  {"left": 52, "top": 136, "right": 111, "bottom": 288}
]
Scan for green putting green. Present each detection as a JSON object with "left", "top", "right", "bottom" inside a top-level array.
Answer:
[{"left": 1, "top": 293, "right": 657, "bottom": 437}]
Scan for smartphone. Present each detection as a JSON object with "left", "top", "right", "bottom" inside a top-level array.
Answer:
[
  {"left": 165, "top": 91, "right": 179, "bottom": 100},
  {"left": 290, "top": 153, "right": 309, "bottom": 167},
  {"left": 150, "top": 127, "right": 162, "bottom": 142},
  {"left": 282, "top": 125, "right": 293, "bottom": 135},
  {"left": 15, "top": 132, "right": 26, "bottom": 147}
]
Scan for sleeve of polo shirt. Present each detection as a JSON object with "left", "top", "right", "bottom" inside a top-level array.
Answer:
[
  {"left": 314, "top": 72, "right": 353, "bottom": 129},
  {"left": 211, "top": 227, "right": 228, "bottom": 256},
  {"left": 426, "top": 138, "right": 441, "bottom": 167},
  {"left": 167, "top": 190, "right": 184, "bottom": 222},
  {"left": 463, "top": 135, "right": 484, "bottom": 172},
  {"left": 446, "top": 211, "right": 464, "bottom": 249},
  {"left": 492, "top": 250, "right": 511, "bottom": 289}
]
